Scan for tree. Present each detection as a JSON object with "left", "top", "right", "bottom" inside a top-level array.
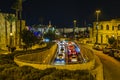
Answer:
[
  {"left": 108, "top": 36, "right": 116, "bottom": 47},
  {"left": 21, "top": 29, "right": 39, "bottom": 48},
  {"left": 3, "top": 14, "right": 8, "bottom": 46},
  {"left": 11, "top": 0, "right": 26, "bottom": 46},
  {"left": 43, "top": 27, "right": 59, "bottom": 41},
  {"left": 11, "top": 0, "right": 20, "bottom": 46}
]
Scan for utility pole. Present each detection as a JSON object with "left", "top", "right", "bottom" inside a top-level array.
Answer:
[
  {"left": 73, "top": 20, "right": 77, "bottom": 39},
  {"left": 116, "top": 26, "right": 118, "bottom": 48},
  {"left": 96, "top": 10, "right": 101, "bottom": 43}
]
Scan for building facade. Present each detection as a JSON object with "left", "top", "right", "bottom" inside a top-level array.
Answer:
[
  {"left": 0, "top": 12, "right": 26, "bottom": 49},
  {"left": 92, "top": 19, "right": 120, "bottom": 44}
]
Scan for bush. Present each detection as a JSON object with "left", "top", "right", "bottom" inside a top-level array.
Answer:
[
  {"left": 0, "top": 64, "right": 16, "bottom": 72},
  {"left": 40, "top": 69, "right": 94, "bottom": 80},
  {"left": 40, "top": 75, "right": 61, "bottom": 80},
  {"left": 0, "top": 66, "right": 94, "bottom": 80},
  {"left": 43, "top": 68, "right": 56, "bottom": 75},
  {"left": 21, "top": 73, "right": 41, "bottom": 80},
  {"left": 0, "top": 54, "right": 17, "bottom": 65}
]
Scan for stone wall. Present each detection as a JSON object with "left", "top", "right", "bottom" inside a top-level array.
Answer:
[{"left": 91, "top": 55, "right": 104, "bottom": 80}]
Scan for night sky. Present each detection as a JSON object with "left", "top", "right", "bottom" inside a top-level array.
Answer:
[{"left": 0, "top": 0, "right": 120, "bottom": 27}]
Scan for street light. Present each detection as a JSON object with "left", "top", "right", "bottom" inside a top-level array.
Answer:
[
  {"left": 10, "top": 33, "right": 13, "bottom": 47},
  {"left": 115, "top": 26, "right": 118, "bottom": 48},
  {"left": 96, "top": 9, "right": 101, "bottom": 43},
  {"left": 73, "top": 20, "right": 77, "bottom": 38}
]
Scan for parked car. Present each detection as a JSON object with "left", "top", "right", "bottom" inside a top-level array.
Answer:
[
  {"left": 103, "top": 47, "right": 113, "bottom": 54},
  {"left": 113, "top": 50, "right": 120, "bottom": 59},
  {"left": 92, "top": 43, "right": 103, "bottom": 50}
]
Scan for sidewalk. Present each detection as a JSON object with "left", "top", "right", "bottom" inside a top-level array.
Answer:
[{"left": 0, "top": 46, "right": 22, "bottom": 54}]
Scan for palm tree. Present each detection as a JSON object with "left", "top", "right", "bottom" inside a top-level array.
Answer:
[
  {"left": 5, "top": 14, "right": 16, "bottom": 47},
  {"left": 12, "top": 0, "right": 26, "bottom": 47},
  {"left": 11, "top": 0, "right": 20, "bottom": 46},
  {"left": 3, "top": 14, "right": 8, "bottom": 46}
]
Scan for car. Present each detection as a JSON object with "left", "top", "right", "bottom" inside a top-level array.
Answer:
[
  {"left": 54, "top": 58, "right": 65, "bottom": 65},
  {"left": 69, "top": 54, "right": 78, "bottom": 62},
  {"left": 67, "top": 41, "right": 74, "bottom": 45},
  {"left": 92, "top": 43, "right": 103, "bottom": 50},
  {"left": 113, "top": 50, "right": 120, "bottom": 59},
  {"left": 60, "top": 47, "right": 65, "bottom": 52},
  {"left": 57, "top": 53, "right": 65, "bottom": 59},
  {"left": 68, "top": 50, "right": 77, "bottom": 55},
  {"left": 68, "top": 45, "right": 75, "bottom": 50},
  {"left": 103, "top": 47, "right": 112, "bottom": 54}
]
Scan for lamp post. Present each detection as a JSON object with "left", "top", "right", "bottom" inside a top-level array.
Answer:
[
  {"left": 73, "top": 20, "right": 77, "bottom": 38},
  {"left": 10, "top": 33, "right": 13, "bottom": 48},
  {"left": 96, "top": 10, "right": 101, "bottom": 43},
  {"left": 116, "top": 26, "right": 118, "bottom": 48}
]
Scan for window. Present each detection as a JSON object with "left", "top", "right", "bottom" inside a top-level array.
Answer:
[
  {"left": 118, "top": 25, "right": 120, "bottom": 30},
  {"left": 106, "top": 25, "right": 109, "bottom": 30},
  {"left": 106, "top": 35, "right": 109, "bottom": 38},
  {"left": 112, "top": 26, "right": 114, "bottom": 30},
  {"left": 101, "top": 25, "right": 103, "bottom": 30}
]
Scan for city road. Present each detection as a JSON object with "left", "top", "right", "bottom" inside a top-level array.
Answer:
[{"left": 84, "top": 44, "right": 120, "bottom": 80}]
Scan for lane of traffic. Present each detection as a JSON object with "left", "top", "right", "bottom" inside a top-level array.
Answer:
[{"left": 53, "top": 40, "right": 89, "bottom": 65}]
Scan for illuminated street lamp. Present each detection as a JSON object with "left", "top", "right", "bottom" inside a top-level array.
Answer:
[
  {"left": 10, "top": 33, "right": 13, "bottom": 47},
  {"left": 96, "top": 9, "right": 101, "bottom": 43}
]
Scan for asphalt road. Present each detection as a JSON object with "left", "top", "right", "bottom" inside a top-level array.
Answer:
[
  {"left": 85, "top": 45, "right": 120, "bottom": 80},
  {"left": 95, "top": 51, "right": 120, "bottom": 80}
]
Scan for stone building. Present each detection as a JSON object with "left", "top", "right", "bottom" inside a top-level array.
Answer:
[
  {"left": 92, "top": 19, "right": 120, "bottom": 44},
  {"left": 0, "top": 12, "right": 26, "bottom": 50}
]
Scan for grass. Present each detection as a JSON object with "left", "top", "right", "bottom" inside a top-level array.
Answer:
[{"left": 16, "top": 51, "right": 49, "bottom": 64}]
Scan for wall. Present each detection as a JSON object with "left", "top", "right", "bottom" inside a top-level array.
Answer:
[
  {"left": 0, "top": 12, "right": 26, "bottom": 49},
  {"left": 14, "top": 44, "right": 95, "bottom": 70},
  {"left": 91, "top": 55, "right": 103, "bottom": 80}
]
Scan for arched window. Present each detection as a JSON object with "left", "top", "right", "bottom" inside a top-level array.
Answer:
[
  {"left": 112, "top": 26, "right": 114, "bottom": 30},
  {"left": 101, "top": 25, "right": 103, "bottom": 30},
  {"left": 106, "top": 25, "right": 109, "bottom": 30},
  {"left": 118, "top": 24, "right": 120, "bottom": 30},
  {"left": 106, "top": 35, "right": 109, "bottom": 38}
]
